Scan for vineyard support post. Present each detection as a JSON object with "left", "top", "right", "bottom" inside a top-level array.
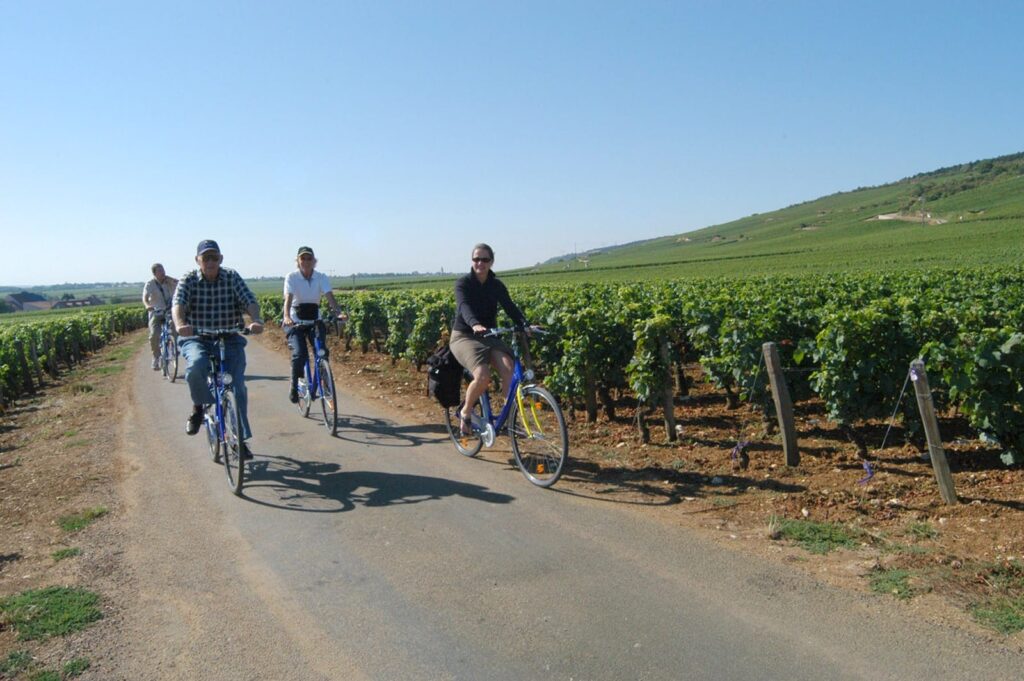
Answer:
[
  {"left": 13, "top": 340, "right": 35, "bottom": 395},
  {"left": 660, "top": 341, "right": 677, "bottom": 442},
  {"left": 762, "top": 342, "right": 799, "bottom": 466},
  {"left": 584, "top": 371, "right": 599, "bottom": 423},
  {"left": 28, "top": 338, "right": 44, "bottom": 387},
  {"left": 910, "top": 360, "right": 957, "bottom": 505}
]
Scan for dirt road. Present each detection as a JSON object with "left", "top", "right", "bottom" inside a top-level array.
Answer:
[{"left": 92, "top": 339, "right": 1022, "bottom": 680}]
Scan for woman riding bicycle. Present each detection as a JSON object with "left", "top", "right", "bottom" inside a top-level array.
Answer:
[
  {"left": 283, "top": 246, "right": 345, "bottom": 404},
  {"left": 450, "top": 243, "right": 529, "bottom": 434}
]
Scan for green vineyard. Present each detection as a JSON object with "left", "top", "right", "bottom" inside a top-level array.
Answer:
[
  {"left": 260, "top": 266, "right": 1024, "bottom": 465},
  {"left": 0, "top": 308, "right": 147, "bottom": 406}
]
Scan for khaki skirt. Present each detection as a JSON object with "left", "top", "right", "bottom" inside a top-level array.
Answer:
[{"left": 449, "top": 329, "right": 513, "bottom": 373}]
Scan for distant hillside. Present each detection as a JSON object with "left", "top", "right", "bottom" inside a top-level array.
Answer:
[{"left": 506, "top": 151, "right": 1024, "bottom": 283}]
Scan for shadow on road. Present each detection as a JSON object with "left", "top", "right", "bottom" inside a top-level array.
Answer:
[
  {"left": 241, "top": 454, "right": 514, "bottom": 512},
  {"left": 331, "top": 414, "right": 449, "bottom": 449}
]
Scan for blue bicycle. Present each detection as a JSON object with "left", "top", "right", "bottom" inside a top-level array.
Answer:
[
  {"left": 444, "top": 326, "right": 568, "bottom": 487},
  {"left": 197, "top": 327, "right": 250, "bottom": 495},
  {"left": 159, "top": 316, "right": 178, "bottom": 382},
  {"left": 290, "top": 315, "right": 340, "bottom": 436}
]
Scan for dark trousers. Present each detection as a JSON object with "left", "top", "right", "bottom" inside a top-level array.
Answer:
[{"left": 286, "top": 322, "right": 327, "bottom": 388}]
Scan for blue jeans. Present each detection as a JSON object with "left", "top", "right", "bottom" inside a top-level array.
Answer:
[{"left": 180, "top": 334, "right": 252, "bottom": 440}]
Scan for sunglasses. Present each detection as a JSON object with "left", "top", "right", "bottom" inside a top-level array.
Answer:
[
  {"left": 472, "top": 257, "right": 492, "bottom": 263},
  {"left": 200, "top": 253, "right": 220, "bottom": 262},
  {"left": 299, "top": 255, "right": 314, "bottom": 261}
]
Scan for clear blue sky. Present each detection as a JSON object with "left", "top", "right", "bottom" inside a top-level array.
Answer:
[{"left": 2, "top": 1, "right": 1022, "bottom": 286}]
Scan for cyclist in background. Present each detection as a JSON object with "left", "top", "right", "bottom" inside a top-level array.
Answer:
[
  {"left": 283, "top": 246, "right": 345, "bottom": 404},
  {"left": 143, "top": 263, "right": 178, "bottom": 370},
  {"left": 173, "top": 240, "right": 264, "bottom": 456},
  {"left": 450, "top": 243, "right": 529, "bottom": 434}
]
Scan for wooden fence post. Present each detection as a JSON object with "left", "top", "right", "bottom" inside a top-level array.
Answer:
[
  {"left": 762, "top": 342, "right": 799, "bottom": 466},
  {"left": 910, "top": 360, "right": 957, "bottom": 505}
]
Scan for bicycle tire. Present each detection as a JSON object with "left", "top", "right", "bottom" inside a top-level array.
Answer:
[
  {"left": 222, "top": 388, "right": 245, "bottom": 496},
  {"left": 169, "top": 338, "right": 178, "bottom": 382},
  {"left": 445, "top": 400, "right": 484, "bottom": 458},
  {"left": 295, "top": 375, "right": 312, "bottom": 417},
  {"left": 205, "top": 409, "right": 221, "bottom": 463},
  {"left": 509, "top": 385, "right": 568, "bottom": 487},
  {"left": 318, "top": 359, "right": 338, "bottom": 436}
]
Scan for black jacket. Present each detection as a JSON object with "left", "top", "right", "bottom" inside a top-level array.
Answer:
[{"left": 453, "top": 270, "right": 527, "bottom": 334}]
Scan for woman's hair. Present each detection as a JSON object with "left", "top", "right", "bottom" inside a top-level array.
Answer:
[{"left": 471, "top": 243, "right": 495, "bottom": 260}]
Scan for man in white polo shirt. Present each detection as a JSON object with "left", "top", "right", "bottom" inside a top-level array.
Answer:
[{"left": 283, "top": 246, "right": 345, "bottom": 403}]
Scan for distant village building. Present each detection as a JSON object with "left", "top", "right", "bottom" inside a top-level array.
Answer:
[
  {"left": 5, "top": 291, "right": 49, "bottom": 311},
  {"left": 52, "top": 296, "right": 105, "bottom": 309},
  {"left": 4, "top": 291, "right": 105, "bottom": 312}
]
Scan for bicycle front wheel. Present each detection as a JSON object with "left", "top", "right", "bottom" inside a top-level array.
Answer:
[
  {"left": 295, "top": 375, "right": 312, "bottom": 417},
  {"left": 318, "top": 360, "right": 338, "bottom": 436},
  {"left": 445, "top": 400, "right": 483, "bottom": 458},
  {"left": 169, "top": 338, "right": 178, "bottom": 382},
  {"left": 205, "top": 409, "right": 220, "bottom": 463},
  {"left": 509, "top": 386, "right": 568, "bottom": 487},
  {"left": 222, "top": 389, "right": 245, "bottom": 496},
  {"left": 163, "top": 336, "right": 178, "bottom": 382}
]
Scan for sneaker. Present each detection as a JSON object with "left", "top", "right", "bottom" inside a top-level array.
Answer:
[
  {"left": 288, "top": 387, "right": 299, "bottom": 404},
  {"left": 239, "top": 441, "right": 253, "bottom": 460},
  {"left": 185, "top": 409, "right": 204, "bottom": 435},
  {"left": 152, "top": 358, "right": 160, "bottom": 370}
]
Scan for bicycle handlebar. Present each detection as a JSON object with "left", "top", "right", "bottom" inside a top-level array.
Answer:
[
  {"left": 192, "top": 326, "right": 250, "bottom": 339},
  {"left": 289, "top": 314, "right": 345, "bottom": 327},
  {"left": 481, "top": 325, "right": 548, "bottom": 338}
]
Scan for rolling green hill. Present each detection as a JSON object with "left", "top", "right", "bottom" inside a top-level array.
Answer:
[{"left": 495, "top": 151, "right": 1024, "bottom": 284}]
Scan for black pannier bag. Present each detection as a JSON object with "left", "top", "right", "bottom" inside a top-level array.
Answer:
[{"left": 426, "top": 344, "right": 463, "bottom": 408}]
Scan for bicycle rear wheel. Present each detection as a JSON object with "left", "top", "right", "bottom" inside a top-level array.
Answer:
[
  {"left": 295, "top": 375, "right": 312, "bottom": 417},
  {"left": 509, "top": 385, "right": 568, "bottom": 487},
  {"left": 222, "top": 389, "right": 245, "bottom": 496},
  {"left": 445, "top": 400, "right": 484, "bottom": 457},
  {"left": 318, "top": 359, "right": 338, "bottom": 436}
]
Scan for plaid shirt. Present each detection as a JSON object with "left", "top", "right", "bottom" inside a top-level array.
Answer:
[{"left": 173, "top": 267, "right": 257, "bottom": 331}]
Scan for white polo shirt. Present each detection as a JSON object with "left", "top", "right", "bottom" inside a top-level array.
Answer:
[{"left": 284, "top": 269, "right": 332, "bottom": 320}]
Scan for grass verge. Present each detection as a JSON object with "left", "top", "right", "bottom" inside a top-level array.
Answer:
[
  {"left": 57, "top": 507, "right": 108, "bottom": 533},
  {"left": 869, "top": 568, "right": 917, "bottom": 600},
  {"left": 0, "top": 586, "right": 103, "bottom": 641},
  {"left": 773, "top": 516, "right": 859, "bottom": 554},
  {"left": 51, "top": 548, "right": 81, "bottom": 561}
]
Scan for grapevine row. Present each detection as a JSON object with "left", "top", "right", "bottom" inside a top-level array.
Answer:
[
  {"left": 256, "top": 267, "right": 1024, "bottom": 464},
  {"left": 0, "top": 308, "right": 147, "bottom": 406}
]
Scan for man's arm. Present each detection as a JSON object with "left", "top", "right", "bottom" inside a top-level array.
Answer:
[
  {"left": 324, "top": 291, "right": 346, "bottom": 319},
  {"left": 172, "top": 303, "right": 191, "bottom": 337},
  {"left": 245, "top": 302, "right": 264, "bottom": 335},
  {"left": 282, "top": 293, "right": 295, "bottom": 326},
  {"left": 142, "top": 282, "right": 154, "bottom": 311}
]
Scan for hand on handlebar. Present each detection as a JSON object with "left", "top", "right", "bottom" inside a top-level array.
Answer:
[{"left": 247, "top": 321, "right": 264, "bottom": 335}]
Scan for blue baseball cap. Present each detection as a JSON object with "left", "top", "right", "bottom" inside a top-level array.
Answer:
[{"left": 196, "top": 239, "right": 220, "bottom": 256}]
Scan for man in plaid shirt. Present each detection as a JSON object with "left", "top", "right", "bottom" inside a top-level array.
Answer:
[{"left": 172, "top": 240, "right": 265, "bottom": 456}]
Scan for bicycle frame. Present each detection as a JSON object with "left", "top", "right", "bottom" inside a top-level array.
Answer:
[
  {"left": 293, "top": 319, "right": 328, "bottom": 401},
  {"left": 206, "top": 335, "right": 232, "bottom": 443},
  {"left": 478, "top": 357, "right": 526, "bottom": 434},
  {"left": 471, "top": 329, "right": 547, "bottom": 443}
]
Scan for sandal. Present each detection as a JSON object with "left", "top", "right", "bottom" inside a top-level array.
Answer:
[{"left": 458, "top": 411, "right": 474, "bottom": 435}]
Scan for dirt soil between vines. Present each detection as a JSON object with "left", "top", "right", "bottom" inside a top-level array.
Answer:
[{"left": 0, "top": 329, "right": 1022, "bottom": 675}]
